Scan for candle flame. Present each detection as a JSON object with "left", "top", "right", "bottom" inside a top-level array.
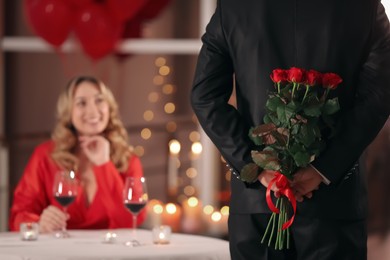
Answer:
[
  {"left": 191, "top": 142, "right": 202, "bottom": 155},
  {"left": 188, "top": 197, "right": 198, "bottom": 207},
  {"left": 153, "top": 204, "right": 164, "bottom": 214},
  {"left": 169, "top": 140, "right": 181, "bottom": 154},
  {"left": 211, "top": 212, "right": 222, "bottom": 222},
  {"left": 203, "top": 205, "right": 214, "bottom": 215},
  {"left": 165, "top": 203, "right": 177, "bottom": 214},
  {"left": 221, "top": 206, "right": 230, "bottom": 216}
]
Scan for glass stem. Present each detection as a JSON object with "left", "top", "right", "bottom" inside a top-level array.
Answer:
[
  {"left": 132, "top": 214, "right": 137, "bottom": 240},
  {"left": 63, "top": 206, "right": 68, "bottom": 233}
]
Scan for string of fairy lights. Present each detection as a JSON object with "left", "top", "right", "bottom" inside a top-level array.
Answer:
[
  {"left": 135, "top": 56, "right": 203, "bottom": 200},
  {"left": 131, "top": 56, "right": 230, "bottom": 236}
]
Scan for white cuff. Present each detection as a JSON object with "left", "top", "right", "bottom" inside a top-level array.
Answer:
[{"left": 309, "top": 164, "right": 331, "bottom": 185}]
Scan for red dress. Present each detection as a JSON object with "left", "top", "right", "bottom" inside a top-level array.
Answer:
[{"left": 9, "top": 141, "right": 146, "bottom": 231}]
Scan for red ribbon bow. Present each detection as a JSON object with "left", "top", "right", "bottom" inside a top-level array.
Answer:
[{"left": 265, "top": 171, "right": 297, "bottom": 230}]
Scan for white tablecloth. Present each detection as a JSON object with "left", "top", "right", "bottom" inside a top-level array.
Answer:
[{"left": 0, "top": 229, "right": 230, "bottom": 260}]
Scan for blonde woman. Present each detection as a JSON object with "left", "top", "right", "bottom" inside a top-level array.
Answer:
[{"left": 10, "top": 76, "right": 146, "bottom": 233}]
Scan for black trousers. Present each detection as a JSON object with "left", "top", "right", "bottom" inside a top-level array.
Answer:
[{"left": 228, "top": 213, "right": 367, "bottom": 260}]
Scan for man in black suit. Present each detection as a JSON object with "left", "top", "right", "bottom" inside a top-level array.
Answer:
[{"left": 191, "top": 0, "right": 390, "bottom": 259}]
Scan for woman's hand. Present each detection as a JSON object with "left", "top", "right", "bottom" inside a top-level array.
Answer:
[
  {"left": 79, "top": 135, "right": 110, "bottom": 166},
  {"left": 38, "top": 205, "right": 69, "bottom": 233}
]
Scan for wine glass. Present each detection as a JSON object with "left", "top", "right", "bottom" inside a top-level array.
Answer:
[
  {"left": 53, "top": 170, "right": 78, "bottom": 238},
  {"left": 123, "top": 176, "right": 148, "bottom": 247}
]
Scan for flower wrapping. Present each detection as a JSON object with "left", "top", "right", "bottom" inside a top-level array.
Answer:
[{"left": 240, "top": 67, "right": 342, "bottom": 250}]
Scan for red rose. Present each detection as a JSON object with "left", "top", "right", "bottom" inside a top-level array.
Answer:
[
  {"left": 322, "top": 73, "right": 342, "bottom": 89},
  {"left": 270, "top": 69, "right": 287, "bottom": 83},
  {"left": 305, "top": 70, "right": 322, "bottom": 86},
  {"left": 287, "top": 67, "right": 305, "bottom": 83}
]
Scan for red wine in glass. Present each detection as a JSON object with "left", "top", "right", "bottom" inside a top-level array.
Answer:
[
  {"left": 55, "top": 195, "right": 76, "bottom": 207},
  {"left": 123, "top": 177, "right": 148, "bottom": 247},
  {"left": 53, "top": 170, "right": 78, "bottom": 238},
  {"left": 124, "top": 201, "right": 147, "bottom": 215}
]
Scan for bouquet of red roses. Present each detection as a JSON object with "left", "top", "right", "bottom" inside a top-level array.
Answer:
[{"left": 240, "top": 67, "right": 342, "bottom": 250}]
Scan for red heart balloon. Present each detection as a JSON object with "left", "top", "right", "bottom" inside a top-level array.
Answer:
[
  {"left": 74, "top": 4, "right": 124, "bottom": 60},
  {"left": 137, "top": 0, "right": 171, "bottom": 20},
  {"left": 24, "top": 0, "right": 73, "bottom": 47},
  {"left": 67, "top": 0, "right": 94, "bottom": 9},
  {"left": 106, "top": 0, "right": 149, "bottom": 22}
]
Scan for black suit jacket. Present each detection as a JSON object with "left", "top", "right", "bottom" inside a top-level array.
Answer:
[{"left": 191, "top": 0, "right": 390, "bottom": 219}]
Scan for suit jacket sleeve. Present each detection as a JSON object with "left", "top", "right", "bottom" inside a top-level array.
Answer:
[
  {"left": 191, "top": 0, "right": 256, "bottom": 177},
  {"left": 312, "top": 3, "right": 390, "bottom": 184},
  {"left": 93, "top": 155, "right": 146, "bottom": 228}
]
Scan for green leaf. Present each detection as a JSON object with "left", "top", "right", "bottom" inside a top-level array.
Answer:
[
  {"left": 240, "top": 163, "right": 260, "bottom": 183},
  {"left": 291, "top": 124, "right": 300, "bottom": 135},
  {"left": 288, "top": 142, "right": 305, "bottom": 155},
  {"left": 249, "top": 132, "right": 263, "bottom": 146},
  {"left": 266, "top": 96, "right": 284, "bottom": 112},
  {"left": 303, "top": 104, "right": 322, "bottom": 117},
  {"left": 277, "top": 105, "right": 295, "bottom": 125},
  {"left": 268, "top": 113, "right": 281, "bottom": 125},
  {"left": 263, "top": 114, "right": 272, "bottom": 124},
  {"left": 297, "top": 124, "right": 316, "bottom": 147},
  {"left": 293, "top": 152, "right": 311, "bottom": 167},
  {"left": 272, "top": 128, "right": 289, "bottom": 147},
  {"left": 251, "top": 123, "right": 276, "bottom": 136},
  {"left": 249, "top": 124, "right": 278, "bottom": 146},
  {"left": 251, "top": 150, "right": 281, "bottom": 171},
  {"left": 323, "top": 98, "right": 340, "bottom": 115},
  {"left": 286, "top": 100, "right": 300, "bottom": 113}
]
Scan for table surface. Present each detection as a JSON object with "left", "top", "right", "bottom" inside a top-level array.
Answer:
[{"left": 0, "top": 228, "right": 231, "bottom": 260}]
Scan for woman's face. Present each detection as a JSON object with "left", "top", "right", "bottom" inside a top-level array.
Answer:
[{"left": 71, "top": 81, "right": 110, "bottom": 136}]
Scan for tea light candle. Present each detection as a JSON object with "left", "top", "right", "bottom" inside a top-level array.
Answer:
[
  {"left": 103, "top": 232, "right": 117, "bottom": 244},
  {"left": 20, "top": 222, "right": 39, "bottom": 241},
  {"left": 152, "top": 225, "right": 171, "bottom": 244}
]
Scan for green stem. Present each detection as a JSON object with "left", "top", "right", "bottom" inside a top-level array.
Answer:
[
  {"left": 321, "top": 88, "right": 330, "bottom": 101},
  {"left": 282, "top": 200, "right": 288, "bottom": 249},
  {"left": 285, "top": 199, "right": 290, "bottom": 249},
  {"left": 291, "top": 83, "right": 297, "bottom": 98},
  {"left": 276, "top": 199, "right": 283, "bottom": 250},
  {"left": 268, "top": 198, "right": 280, "bottom": 247},
  {"left": 279, "top": 199, "right": 285, "bottom": 249},
  {"left": 277, "top": 82, "right": 281, "bottom": 94},
  {"left": 261, "top": 212, "right": 275, "bottom": 244},
  {"left": 302, "top": 85, "right": 310, "bottom": 104},
  {"left": 287, "top": 224, "right": 290, "bottom": 249}
]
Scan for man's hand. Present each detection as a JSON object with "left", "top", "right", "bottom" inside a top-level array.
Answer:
[
  {"left": 258, "top": 170, "right": 281, "bottom": 197},
  {"left": 291, "top": 166, "right": 323, "bottom": 202}
]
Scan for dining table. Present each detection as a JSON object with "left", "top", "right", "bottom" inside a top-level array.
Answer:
[{"left": 0, "top": 228, "right": 231, "bottom": 260}]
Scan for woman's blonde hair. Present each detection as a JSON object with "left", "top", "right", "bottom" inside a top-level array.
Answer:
[{"left": 51, "top": 76, "right": 132, "bottom": 172}]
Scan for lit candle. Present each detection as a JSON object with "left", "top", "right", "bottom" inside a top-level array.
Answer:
[
  {"left": 191, "top": 128, "right": 221, "bottom": 207},
  {"left": 168, "top": 140, "right": 181, "bottom": 198},
  {"left": 152, "top": 225, "right": 171, "bottom": 244},
  {"left": 181, "top": 197, "right": 203, "bottom": 233},
  {"left": 103, "top": 232, "right": 117, "bottom": 244},
  {"left": 208, "top": 211, "right": 223, "bottom": 236},
  {"left": 220, "top": 206, "right": 229, "bottom": 235},
  {"left": 142, "top": 199, "right": 163, "bottom": 229},
  {"left": 201, "top": 204, "right": 214, "bottom": 230},
  {"left": 206, "top": 206, "right": 229, "bottom": 237},
  {"left": 161, "top": 203, "right": 182, "bottom": 232},
  {"left": 20, "top": 222, "right": 39, "bottom": 241}
]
